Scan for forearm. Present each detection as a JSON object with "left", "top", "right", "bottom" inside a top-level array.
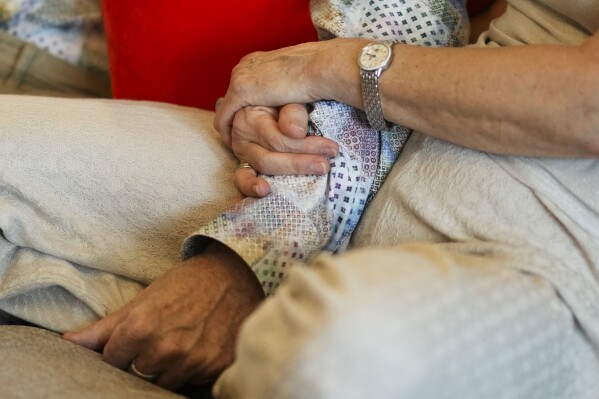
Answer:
[{"left": 321, "top": 35, "right": 599, "bottom": 158}]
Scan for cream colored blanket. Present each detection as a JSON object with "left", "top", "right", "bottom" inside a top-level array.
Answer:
[{"left": 0, "top": 96, "right": 240, "bottom": 331}]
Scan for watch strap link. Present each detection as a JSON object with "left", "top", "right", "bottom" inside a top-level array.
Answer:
[{"left": 360, "top": 68, "right": 389, "bottom": 131}]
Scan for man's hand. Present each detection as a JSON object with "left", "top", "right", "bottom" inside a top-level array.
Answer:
[
  {"left": 231, "top": 104, "right": 339, "bottom": 198},
  {"left": 63, "top": 240, "right": 264, "bottom": 390}
]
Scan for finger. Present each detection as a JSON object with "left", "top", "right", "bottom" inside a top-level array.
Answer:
[
  {"left": 132, "top": 352, "right": 175, "bottom": 388},
  {"left": 284, "top": 135, "right": 339, "bottom": 158},
  {"left": 158, "top": 346, "right": 223, "bottom": 389},
  {"left": 234, "top": 167, "right": 270, "bottom": 198},
  {"left": 278, "top": 103, "right": 309, "bottom": 139},
  {"left": 233, "top": 109, "right": 338, "bottom": 157},
  {"left": 214, "top": 94, "right": 249, "bottom": 148},
  {"left": 62, "top": 311, "right": 126, "bottom": 351},
  {"left": 102, "top": 311, "right": 154, "bottom": 369},
  {"left": 129, "top": 330, "right": 210, "bottom": 389},
  {"left": 240, "top": 142, "right": 331, "bottom": 176}
]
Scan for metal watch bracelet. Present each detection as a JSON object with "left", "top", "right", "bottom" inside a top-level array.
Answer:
[{"left": 360, "top": 68, "right": 390, "bottom": 131}]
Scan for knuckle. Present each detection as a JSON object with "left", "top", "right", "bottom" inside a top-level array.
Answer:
[
  {"left": 238, "top": 54, "right": 252, "bottom": 64},
  {"left": 228, "top": 74, "right": 247, "bottom": 93},
  {"left": 154, "top": 338, "right": 186, "bottom": 362},
  {"left": 234, "top": 61, "right": 254, "bottom": 78},
  {"left": 230, "top": 63, "right": 244, "bottom": 77},
  {"left": 240, "top": 51, "right": 262, "bottom": 64},
  {"left": 124, "top": 310, "right": 154, "bottom": 343}
]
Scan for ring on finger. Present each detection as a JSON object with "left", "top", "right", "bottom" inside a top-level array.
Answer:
[
  {"left": 236, "top": 162, "right": 256, "bottom": 174},
  {"left": 128, "top": 359, "right": 159, "bottom": 382}
]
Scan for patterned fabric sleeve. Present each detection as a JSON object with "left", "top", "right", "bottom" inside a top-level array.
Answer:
[{"left": 182, "top": 0, "right": 469, "bottom": 295}]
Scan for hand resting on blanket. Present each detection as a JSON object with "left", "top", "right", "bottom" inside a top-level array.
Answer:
[{"left": 63, "top": 240, "right": 264, "bottom": 390}]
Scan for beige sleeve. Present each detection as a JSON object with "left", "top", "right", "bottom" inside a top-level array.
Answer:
[{"left": 213, "top": 243, "right": 599, "bottom": 399}]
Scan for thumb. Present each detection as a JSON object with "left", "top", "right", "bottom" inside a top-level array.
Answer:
[
  {"left": 278, "top": 103, "right": 309, "bottom": 139},
  {"left": 234, "top": 167, "right": 271, "bottom": 198}
]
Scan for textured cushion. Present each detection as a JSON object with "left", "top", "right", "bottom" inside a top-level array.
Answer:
[
  {"left": 0, "top": 326, "right": 182, "bottom": 398},
  {"left": 101, "top": 1, "right": 317, "bottom": 110}
]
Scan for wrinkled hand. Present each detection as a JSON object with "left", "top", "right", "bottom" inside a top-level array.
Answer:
[
  {"left": 63, "top": 240, "right": 264, "bottom": 390},
  {"left": 232, "top": 104, "right": 339, "bottom": 197},
  {"left": 215, "top": 38, "right": 367, "bottom": 146}
]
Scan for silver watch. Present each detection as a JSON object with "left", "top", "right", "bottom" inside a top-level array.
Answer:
[{"left": 358, "top": 41, "right": 394, "bottom": 131}]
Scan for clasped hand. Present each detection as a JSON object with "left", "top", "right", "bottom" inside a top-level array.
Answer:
[
  {"left": 230, "top": 104, "right": 339, "bottom": 197},
  {"left": 215, "top": 38, "right": 370, "bottom": 197}
]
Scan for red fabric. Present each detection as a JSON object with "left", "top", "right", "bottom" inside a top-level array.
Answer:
[{"left": 101, "top": 1, "right": 318, "bottom": 110}]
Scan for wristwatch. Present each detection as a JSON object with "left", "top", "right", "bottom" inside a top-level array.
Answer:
[{"left": 358, "top": 41, "right": 394, "bottom": 131}]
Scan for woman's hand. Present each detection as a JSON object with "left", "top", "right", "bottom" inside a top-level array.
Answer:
[
  {"left": 214, "top": 38, "right": 368, "bottom": 147},
  {"left": 63, "top": 241, "right": 264, "bottom": 390},
  {"left": 231, "top": 104, "right": 339, "bottom": 197}
]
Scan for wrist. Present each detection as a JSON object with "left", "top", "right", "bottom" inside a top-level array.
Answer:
[
  {"left": 309, "top": 38, "right": 369, "bottom": 107},
  {"left": 199, "top": 239, "right": 265, "bottom": 296},
  {"left": 359, "top": 41, "right": 396, "bottom": 130}
]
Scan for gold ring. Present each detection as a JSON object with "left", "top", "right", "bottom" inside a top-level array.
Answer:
[
  {"left": 236, "top": 162, "right": 254, "bottom": 171},
  {"left": 128, "top": 359, "right": 159, "bottom": 382}
]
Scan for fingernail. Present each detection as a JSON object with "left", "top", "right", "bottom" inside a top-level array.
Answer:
[
  {"left": 310, "top": 162, "right": 328, "bottom": 175},
  {"left": 290, "top": 123, "right": 307, "bottom": 134},
  {"left": 215, "top": 97, "right": 224, "bottom": 111},
  {"left": 253, "top": 184, "right": 266, "bottom": 197},
  {"left": 321, "top": 147, "right": 338, "bottom": 158}
]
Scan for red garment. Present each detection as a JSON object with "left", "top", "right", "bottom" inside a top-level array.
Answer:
[{"left": 101, "top": 1, "right": 317, "bottom": 110}]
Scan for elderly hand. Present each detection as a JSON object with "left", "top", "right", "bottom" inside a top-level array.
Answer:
[
  {"left": 214, "top": 38, "right": 368, "bottom": 147},
  {"left": 231, "top": 104, "right": 339, "bottom": 197},
  {"left": 63, "top": 240, "right": 264, "bottom": 390}
]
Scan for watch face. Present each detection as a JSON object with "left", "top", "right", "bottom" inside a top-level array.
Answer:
[{"left": 359, "top": 42, "right": 392, "bottom": 71}]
